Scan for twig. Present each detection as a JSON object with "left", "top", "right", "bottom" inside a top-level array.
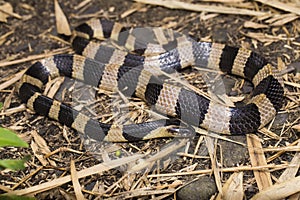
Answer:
[{"left": 0, "top": 6, "right": 22, "bottom": 19}]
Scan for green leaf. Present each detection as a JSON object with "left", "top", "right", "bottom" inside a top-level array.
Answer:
[
  {"left": 0, "top": 102, "right": 3, "bottom": 111},
  {"left": 0, "top": 156, "right": 30, "bottom": 171},
  {"left": 0, "top": 194, "right": 36, "bottom": 200},
  {"left": 0, "top": 128, "right": 28, "bottom": 147}
]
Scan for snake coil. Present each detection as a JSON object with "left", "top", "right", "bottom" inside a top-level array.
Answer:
[{"left": 18, "top": 18, "right": 284, "bottom": 142}]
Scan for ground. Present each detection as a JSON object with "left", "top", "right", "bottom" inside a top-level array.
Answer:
[{"left": 0, "top": 0, "right": 299, "bottom": 199}]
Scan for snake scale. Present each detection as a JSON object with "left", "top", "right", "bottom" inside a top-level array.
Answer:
[{"left": 18, "top": 18, "right": 285, "bottom": 142}]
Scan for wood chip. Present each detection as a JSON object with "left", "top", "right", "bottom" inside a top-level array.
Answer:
[{"left": 54, "top": 0, "right": 71, "bottom": 36}]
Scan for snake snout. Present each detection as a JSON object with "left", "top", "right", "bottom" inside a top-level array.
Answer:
[{"left": 168, "top": 126, "right": 195, "bottom": 138}]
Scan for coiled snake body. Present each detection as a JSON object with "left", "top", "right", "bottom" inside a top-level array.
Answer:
[{"left": 18, "top": 19, "right": 284, "bottom": 142}]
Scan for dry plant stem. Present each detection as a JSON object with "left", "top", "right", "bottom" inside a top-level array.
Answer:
[
  {"left": 44, "top": 147, "right": 84, "bottom": 158},
  {"left": 0, "top": 6, "right": 22, "bottom": 19},
  {"left": 129, "top": 139, "right": 188, "bottom": 173},
  {"left": 254, "top": 0, "right": 300, "bottom": 15},
  {"left": 0, "top": 47, "right": 71, "bottom": 67},
  {"left": 247, "top": 134, "right": 272, "bottom": 191},
  {"left": 133, "top": 0, "right": 266, "bottom": 16},
  {"left": 11, "top": 166, "right": 44, "bottom": 190},
  {"left": 70, "top": 160, "right": 85, "bottom": 200},
  {"left": 147, "top": 163, "right": 292, "bottom": 178},
  {"left": 104, "top": 188, "right": 175, "bottom": 200},
  {"left": 263, "top": 146, "right": 300, "bottom": 152},
  {"left": 0, "top": 185, "right": 12, "bottom": 193},
  {"left": 0, "top": 69, "right": 26, "bottom": 91},
  {"left": 0, "top": 104, "right": 26, "bottom": 116},
  {"left": 194, "top": 127, "right": 246, "bottom": 146},
  {"left": 74, "top": 0, "right": 93, "bottom": 10},
  {"left": 9, "top": 154, "right": 143, "bottom": 196}
]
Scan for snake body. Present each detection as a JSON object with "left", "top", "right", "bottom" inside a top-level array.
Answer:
[{"left": 18, "top": 19, "right": 284, "bottom": 142}]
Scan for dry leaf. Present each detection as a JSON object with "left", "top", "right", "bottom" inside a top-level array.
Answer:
[
  {"left": 30, "top": 130, "right": 57, "bottom": 167},
  {"left": 54, "top": 0, "right": 71, "bottom": 36},
  {"left": 31, "top": 141, "right": 49, "bottom": 167},
  {"left": 217, "top": 172, "right": 244, "bottom": 200},
  {"left": 0, "top": 2, "right": 13, "bottom": 23}
]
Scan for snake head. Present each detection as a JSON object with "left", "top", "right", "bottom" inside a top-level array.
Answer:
[{"left": 168, "top": 125, "right": 195, "bottom": 138}]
